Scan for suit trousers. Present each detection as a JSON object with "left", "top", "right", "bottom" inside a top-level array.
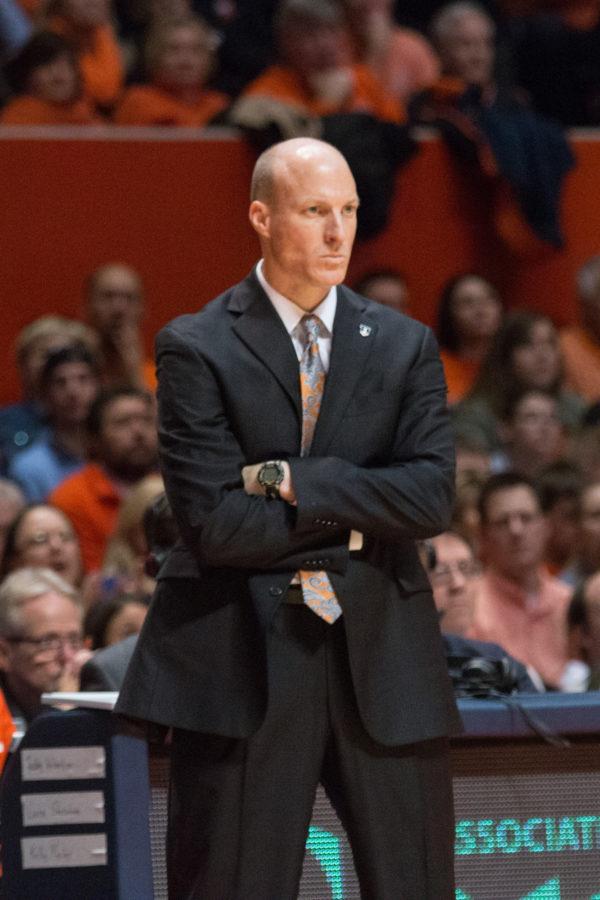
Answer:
[{"left": 167, "top": 603, "right": 456, "bottom": 900}]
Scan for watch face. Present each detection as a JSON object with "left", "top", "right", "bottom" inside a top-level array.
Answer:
[
  {"left": 259, "top": 462, "right": 283, "bottom": 486},
  {"left": 260, "top": 463, "right": 283, "bottom": 484}
]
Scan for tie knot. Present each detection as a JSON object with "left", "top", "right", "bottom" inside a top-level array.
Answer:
[{"left": 298, "top": 314, "right": 325, "bottom": 345}]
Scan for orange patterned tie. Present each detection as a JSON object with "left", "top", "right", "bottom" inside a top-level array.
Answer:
[{"left": 296, "top": 315, "right": 342, "bottom": 624}]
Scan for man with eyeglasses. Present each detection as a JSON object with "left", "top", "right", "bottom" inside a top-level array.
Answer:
[
  {"left": 470, "top": 472, "right": 571, "bottom": 688},
  {"left": 428, "top": 530, "right": 538, "bottom": 693},
  {"left": 429, "top": 531, "right": 481, "bottom": 636},
  {"left": 0, "top": 567, "right": 84, "bottom": 730}
]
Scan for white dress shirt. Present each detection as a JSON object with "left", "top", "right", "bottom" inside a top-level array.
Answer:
[{"left": 256, "top": 259, "right": 336, "bottom": 369}]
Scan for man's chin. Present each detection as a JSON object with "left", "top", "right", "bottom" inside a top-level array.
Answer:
[
  {"left": 315, "top": 264, "right": 348, "bottom": 286},
  {"left": 110, "top": 460, "right": 157, "bottom": 483}
]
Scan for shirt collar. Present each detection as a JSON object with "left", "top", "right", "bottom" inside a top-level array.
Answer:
[{"left": 255, "top": 259, "right": 337, "bottom": 336}]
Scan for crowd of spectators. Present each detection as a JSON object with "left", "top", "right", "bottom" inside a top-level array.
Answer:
[
  {"left": 0, "top": 0, "right": 587, "bottom": 244},
  {"left": 1, "top": 1, "right": 600, "bottom": 764},
  {"left": 1, "top": 256, "right": 600, "bottom": 747},
  {"left": 3, "top": 1, "right": 599, "bottom": 127}
]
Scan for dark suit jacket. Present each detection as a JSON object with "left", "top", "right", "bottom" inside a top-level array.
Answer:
[
  {"left": 80, "top": 635, "right": 139, "bottom": 692},
  {"left": 116, "top": 272, "right": 460, "bottom": 746}
]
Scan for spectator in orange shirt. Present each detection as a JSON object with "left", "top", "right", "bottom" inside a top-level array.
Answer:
[
  {"left": 83, "top": 262, "right": 157, "bottom": 392},
  {"left": 240, "top": 0, "right": 405, "bottom": 124},
  {"left": 1, "top": 31, "right": 99, "bottom": 124},
  {"left": 47, "top": 0, "right": 124, "bottom": 111},
  {"left": 560, "top": 255, "right": 600, "bottom": 403},
  {"left": 49, "top": 387, "right": 158, "bottom": 573},
  {"left": 436, "top": 273, "right": 503, "bottom": 404},
  {"left": 115, "top": 15, "right": 229, "bottom": 127}
]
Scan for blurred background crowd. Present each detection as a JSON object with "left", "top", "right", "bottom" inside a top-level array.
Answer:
[{"left": 2, "top": 0, "right": 600, "bottom": 754}]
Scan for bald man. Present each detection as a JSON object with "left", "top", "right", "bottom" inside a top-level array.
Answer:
[{"left": 117, "top": 138, "right": 458, "bottom": 899}]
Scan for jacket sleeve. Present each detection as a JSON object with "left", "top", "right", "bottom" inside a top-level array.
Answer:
[
  {"left": 156, "top": 324, "right": 350, "bottom": 572},
  {"left": 290, "top": 327, "right": 455, "bottom": 541}
]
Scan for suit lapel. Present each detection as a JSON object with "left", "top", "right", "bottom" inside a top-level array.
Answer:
[
  {"left": 229, "top": 275, "right": 302, "bottom": 422},
  {"left": 311, "top": 287, "right": 378, "bottom": 455}
]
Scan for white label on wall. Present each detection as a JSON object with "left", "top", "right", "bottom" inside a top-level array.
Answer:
[
  {"left": 21, "top": 791, "right": 105, "bottom": 826},
  {"left": 21, "top": 747, "right": 106, "bottom": 781},
  {"left": 21, "top": 834, "right": 108, "bottom": 869}
]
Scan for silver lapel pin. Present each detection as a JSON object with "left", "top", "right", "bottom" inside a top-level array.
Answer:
[{"left": 359, "top": 323, "right": 372, "bottom": 337}]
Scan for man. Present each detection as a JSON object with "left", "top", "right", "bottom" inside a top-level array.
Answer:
[
  {"left": 430, "top": 531, "right": 480, "bottom": 637},
  {"left": 83, "top": 262, "right": 157, "bottom": 392},
  {"left": 429, "top": 530, "right": 538, "bottom": 692},
  {"left": 431, "top": 0, "right": 495, "bottom": 90},
  {"left": 0, "top": 567, "right": 84, "bottom": 728},
  {"left": 7, "top": 343, "right": 100, "bottom": 502},
  {"left": 0, "top": 315, "right": 97, "bottom": 473},
  {"left": 420, "top": 2, "right": 574, "bottom": 252},
  {"left": 117, "top": 138, "right": 458, "bottom": 899},
  {"left": 49, "top": 386, "right": 158, "bottom": 572},
  {"left": 471, "top": 472, "right": 571, "bottom": 687},
  {"left": 560, "top": 254, "right": 600, "bottom": 402},
  {"left": 240, "top": 0, "right": 404, "bottom": 123}
]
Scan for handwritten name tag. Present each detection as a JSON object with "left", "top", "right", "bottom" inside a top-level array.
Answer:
[
  {"left": 21, "top": 834, "right": 107, "bottom": 869},
  {"left": 21, "top": 747, "right": 105, "bottom": 781},
  {"left": 21, "top": 791, "right": 105, "bottom": 826}
]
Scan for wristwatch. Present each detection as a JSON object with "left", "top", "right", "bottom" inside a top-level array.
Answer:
[{"left": 257, "top": 460, "right": 285, "bottom": 499}]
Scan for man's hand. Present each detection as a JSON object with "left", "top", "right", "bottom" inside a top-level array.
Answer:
[{"left": 242, "top": 461, "right": 297, "bottom": 505}]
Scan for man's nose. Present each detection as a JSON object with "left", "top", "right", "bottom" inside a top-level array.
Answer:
[
  {"left": 448, "top": 568, "right": 466, "bottom": 589},
  {"left": 507, "top": 515, "right": 525, "bottom": 535},
  {"left": 324, "top": 212, "right": 344, "bottom": 242},
  {"left": 55, "top": 639, "right": 77, "bottom": 663},
  {"left": 47, "top": 532, "right": 67, "bottom": 550}
]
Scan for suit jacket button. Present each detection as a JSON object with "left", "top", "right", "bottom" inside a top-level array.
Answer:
[{"left": 269, "top": 586, "right": 283, "bottom": 597}]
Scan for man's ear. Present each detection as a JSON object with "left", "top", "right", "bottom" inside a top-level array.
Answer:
[{"left": 249, "top": 200, "right": 270, "bottom": 239}]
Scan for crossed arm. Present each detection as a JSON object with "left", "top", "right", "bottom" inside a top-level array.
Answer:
[{"left": 156, "top": 323, "right": 454, "bottom": 573}]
